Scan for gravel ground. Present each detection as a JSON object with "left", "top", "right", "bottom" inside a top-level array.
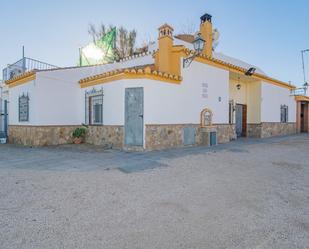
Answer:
[{"left": 0, "top": 135, "right": 309, "bottom": 249}]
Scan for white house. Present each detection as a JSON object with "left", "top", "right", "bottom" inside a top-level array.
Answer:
[{"left": 5, "top": 14, "right": 297, "bottom": 150}]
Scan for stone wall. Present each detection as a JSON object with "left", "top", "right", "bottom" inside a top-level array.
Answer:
[
  {"left": 145, "top": 124, "right": 187, "bottom": 150},
  {"left": 145, "top": 124, "right": 236, "bottom": 150},
  {"left": 247, "top": 123, "right": 296, "bottom": 138},
  {"left": 247, "top": 124, "right": 262, "bottom": 138},
  {"left": 8, "top": 125, "right": 78, "bottom": 146},
  {"left": 9, "top": 123, "right": 295, "bottom": 149},
  {"left": 216, "top": 124, "right": 237, "bottom": 143},
  {"left": 246, "top": 123, "right": 296, "bottom": 138},
  {"left": 85, "top": 125, "right": 124, "bottom": 149},
  {"left": 260, "top": 122, "right": 296, "bottom": 138},
  {"left": 8, "top": 125, "right": 124, "bottom": 148}
]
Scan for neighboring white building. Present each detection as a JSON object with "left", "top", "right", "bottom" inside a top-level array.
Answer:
[{"left": 5, "top": 14, "right": 297, "bottom": 149}]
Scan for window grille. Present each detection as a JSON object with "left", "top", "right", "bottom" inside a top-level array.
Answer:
[
  {"left": 280, "top": 105, "right": 288, "bottom": 123},
  {"left": 85, "top": 88, "right": 103, "bottom": 125},
  {"left": 18, "top": 93, "right": 29, "bottom": 122},
  {"left": 201, "top": 83, "right": 208, "bottom": 99},
  {"left": 92, "top": 98, "right": 103, "bottom": 124}
]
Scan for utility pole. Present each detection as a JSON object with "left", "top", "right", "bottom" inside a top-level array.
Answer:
[{"left": 301, "top": 49, "right": 309, "bottom": 95}]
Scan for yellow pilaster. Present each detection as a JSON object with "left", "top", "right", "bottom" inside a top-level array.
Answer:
[
  {"left": 200, "top": 14, "right": 213, "bottom": 57},
  {"left": 156, "top": 24, "right": 174, "bottom": 74}
]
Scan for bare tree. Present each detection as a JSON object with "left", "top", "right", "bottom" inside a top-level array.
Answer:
[
  {"left": 134, "top": 33, "right": 155, "bottom": 54},
  {"left": 88, "top": 24, "right": 98, "bottom": 43},
  {"left": 88, "top": 23, "right": 137, "bottom": 60},
  {"left": 177, "top": 20, "right": 198, "bottom": 35}
]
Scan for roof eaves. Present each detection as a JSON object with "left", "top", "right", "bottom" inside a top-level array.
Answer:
[
  {"left": 295, "top": 95, "right": 309, "bottom": 102},
  {"left": 79, "top": 64, "right": 182, "bottom": 87},
  {"left": 5, "top": 70, "right": 37, "bottom": 87}
]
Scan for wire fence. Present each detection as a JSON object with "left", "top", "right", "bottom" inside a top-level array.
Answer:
[
  {"left": 292, "top": 87, "right": 308, "bottom": 96},
  {"left": 2, "top": 57, "right": 58, "bottom": 81}
]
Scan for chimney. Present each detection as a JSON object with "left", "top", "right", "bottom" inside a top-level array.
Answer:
[
  {"left": 156, "top": 24, "right": 174, "bottom": 73},
  {"left": 200, "top": 13, "right": 213, "bottom": 57}
]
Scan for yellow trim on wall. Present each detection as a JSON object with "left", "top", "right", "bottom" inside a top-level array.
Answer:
[
  {"left": 295, "top": 95, "right": 309, "bottom": 102},
  {"left": 200, "top": 19, "right": 213, "bottom": 57},
  {"left": 5, "top": 71, "right": 36, "bottom": 88},
  {"left": 79, "top": 66, "right": 182, "bottom": 88}
]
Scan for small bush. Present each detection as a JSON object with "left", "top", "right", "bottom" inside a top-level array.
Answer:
[{"left": 72, "top": 127, "right": 87, "bottom": 138}]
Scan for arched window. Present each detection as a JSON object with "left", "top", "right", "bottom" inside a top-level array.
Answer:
[{"left": 200, "top": 108, "right": 213, "bottom": 127}]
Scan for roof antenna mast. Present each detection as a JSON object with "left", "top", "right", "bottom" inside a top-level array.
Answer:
[
  {"left": 22, "top": 46, "right": 26, "bottom": 73},
  {"left": 301, "top": 49, "right": 309, "bottom": 95}
]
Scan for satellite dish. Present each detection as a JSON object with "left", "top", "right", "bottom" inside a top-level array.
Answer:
[{"left": 212, "top": 28, "right": 220, "bottom": 50}]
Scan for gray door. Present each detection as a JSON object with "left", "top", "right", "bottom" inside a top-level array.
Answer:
[
  {"left": 235, "top": 104, "right": 243, "bottom": 137},
  {"left": 183, "top": 127, "right": 196, "bottom": 146},
  {"left": 125, "top": 88, "right": 144, "bottom": 146}
]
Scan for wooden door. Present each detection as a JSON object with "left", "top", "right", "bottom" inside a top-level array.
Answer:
[{"left": 242, "top": 105, "right": 247, "bottom": 137}]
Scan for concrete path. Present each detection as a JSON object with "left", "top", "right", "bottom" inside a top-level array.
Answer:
[
  {"left": 1, "top": 134, "right": 308, "bottom": 173},
  {"left": 0, "top": 134, "right": 309, "bottom": 248}
]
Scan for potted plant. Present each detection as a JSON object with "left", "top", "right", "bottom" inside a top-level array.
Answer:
[{"left": 72, "top": 127, "right": 87, "bottom": 144}]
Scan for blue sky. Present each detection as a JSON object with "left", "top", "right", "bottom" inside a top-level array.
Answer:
[{"left": 1, "top": 0, "right": 309, "bottom": 87}]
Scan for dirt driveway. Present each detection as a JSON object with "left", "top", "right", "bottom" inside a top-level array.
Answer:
[{"left": 0, "top": 135, "right": 309, "bottom": 249}]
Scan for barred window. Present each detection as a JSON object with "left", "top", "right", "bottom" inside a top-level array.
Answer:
[
  {"left": 280, "top": 105, "right": 288, "bottom": 123},
  {"left": 19, "top": 94, "right": 29, "bottom": 122},
  {"left": 85, "top": 89, "right": 103, "bottom": 125},
  {"left": 92, "top": 96, "right": 103, "bottom": 124}
]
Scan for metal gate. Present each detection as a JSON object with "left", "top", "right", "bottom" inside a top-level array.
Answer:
[
  {"left": 125, "top": 88, "right": 144, "bottom": 146},
  {"left": 235, "top": 104, "right": 243, "bottom": 137},
  {"left": 235, "top": 104, "right": 247, "bottom": 137},
  {"left": 0, "top": 100, "right": 8, "bottom": 140}
]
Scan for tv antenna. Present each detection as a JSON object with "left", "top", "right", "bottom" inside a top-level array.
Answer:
[{"left": 301, "top": 49, "right": 309, "bottom": 94}]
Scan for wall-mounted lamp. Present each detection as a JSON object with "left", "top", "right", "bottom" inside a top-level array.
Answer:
[
  {"left": 183, "top": 33, "right": 205, "bottom": 68},
  {"left": 245, "top": 67, "right": 256, "bottom": 76}
]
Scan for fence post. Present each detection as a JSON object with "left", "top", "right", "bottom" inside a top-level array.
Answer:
[{"left": 4, "top": 100, "right": 8, "bottom": 137}]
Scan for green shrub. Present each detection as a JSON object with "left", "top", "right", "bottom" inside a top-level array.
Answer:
[{"left": 72, "top": 127, "right": 87, "bottom": 138}]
